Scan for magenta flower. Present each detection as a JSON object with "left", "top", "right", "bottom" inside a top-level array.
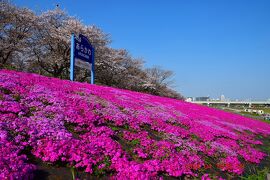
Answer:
[{"left": 0, "top": 69, "right": 270, "bottom": 179}]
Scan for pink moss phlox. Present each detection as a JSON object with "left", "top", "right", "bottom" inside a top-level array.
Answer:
[{"left": 1, "top": 70, "right": 270, "bottom": 179}]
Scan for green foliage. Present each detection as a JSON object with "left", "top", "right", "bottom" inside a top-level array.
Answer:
[
  {"left": 12, "top": 93, "right": 21, "bottom": 101},
  {"left": 92, "top": 156, "right": 112, "bottom": 177},
  {"left": 0, "top": 87, "right": 12, "bottom": 94},
  {"left": 110, "top": 126, "right": 120, "bottom": 131},
  {"left": 191, "top": 134, "right": 200, "bottom": 141},
  {"left": 123, "top": 124, "right": 129, "bottom": 130},
  {"left": 130, "top": 139, "right": 140, "bottom": 146},
  {"left": 64, "top": 122, "right": 80, "bottom": 139},
  {"left": 2, "top": 64, "right": 16, "bottom": 70},
  {"left": 70, "top": 167, "right": 76, "bottom": 180},
  {"left": 241, "top": 167, "right": 269, "bottom": 180}
]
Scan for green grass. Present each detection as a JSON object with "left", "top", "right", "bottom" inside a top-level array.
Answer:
[
  {"left": 240, "top": 167, "right": 270, "bottom": 180},
  {"left": 213, "top": 107, "right": 270, "bottom": 124},
  {"left": 254, "top": 107, "right": 270, "bottom": 114}
]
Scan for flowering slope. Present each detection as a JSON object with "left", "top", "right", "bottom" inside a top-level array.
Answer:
[{"left": 0, "top": 70, "right": 270, "bottom": 179}]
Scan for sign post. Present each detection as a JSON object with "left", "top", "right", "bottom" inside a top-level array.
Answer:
[
  {"left": 90, "top": 47, "right": 95, "bottom": 84},
  {"left": 70, "top": 34, "right": 75, "bottom": 81},
  {"left": 70, "top": 33, "right": 95, "bottom": 84}
]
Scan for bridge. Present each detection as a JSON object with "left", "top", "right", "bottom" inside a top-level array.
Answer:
[{"left": 191, "top": 101, "right": 270, "bottom": 107}]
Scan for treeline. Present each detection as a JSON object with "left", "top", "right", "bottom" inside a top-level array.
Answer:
[{"left": 0, "top": 1, "right": 183, "bottom": 99}]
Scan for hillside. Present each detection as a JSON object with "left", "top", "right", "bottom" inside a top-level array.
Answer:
[{"left": 0, "top": 70, "right": 270, "bottom": 179}]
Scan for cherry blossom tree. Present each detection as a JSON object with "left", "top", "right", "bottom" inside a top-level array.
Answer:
[
  {"left": 0, "top": 1, "right": 183, "bottom": 99},
  {"left": 0, "top": 1, "right": 36, "bottom": 68}
]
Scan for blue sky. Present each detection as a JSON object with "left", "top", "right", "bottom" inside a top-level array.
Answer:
[{"left": 13, "top": 0, "right": 270, "bottom": 100}]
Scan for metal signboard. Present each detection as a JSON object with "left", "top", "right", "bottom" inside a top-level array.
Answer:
[{"left": 70, "top": 33, "right": 95, "bottom": 84}]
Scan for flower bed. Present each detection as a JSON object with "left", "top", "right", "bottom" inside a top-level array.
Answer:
[{"left": 0, "top": 70, "right": 270, "bottom": 179}]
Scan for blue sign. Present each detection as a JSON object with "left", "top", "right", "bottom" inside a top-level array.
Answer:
[
  {"left": 70, "top": 34, "right": 95, "bottom": 84},
  {"left": 74, "top": 34, "right": 93, "bottom": 63}
]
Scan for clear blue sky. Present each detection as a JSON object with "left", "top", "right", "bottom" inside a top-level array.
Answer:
[{"left": 13, "top": 0, "right": 270, "bottom": 100}]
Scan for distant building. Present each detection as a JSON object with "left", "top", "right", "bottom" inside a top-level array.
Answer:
[
  {"left": 185, "top": 97, "right": 193, "bottom": 102},
  {"left": 195, "top": 96, "right": 210, "bottom": 101},
  {"left": 220, "top": 95, "right": 226, "bottom": 101}
]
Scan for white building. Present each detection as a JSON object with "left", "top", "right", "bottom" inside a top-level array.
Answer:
[
  {"left": 220, "top": 95, "right": 226, "bottom": 101},
  {"left": 185, "top": 97, "right": 193, "bottom": 102}
]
